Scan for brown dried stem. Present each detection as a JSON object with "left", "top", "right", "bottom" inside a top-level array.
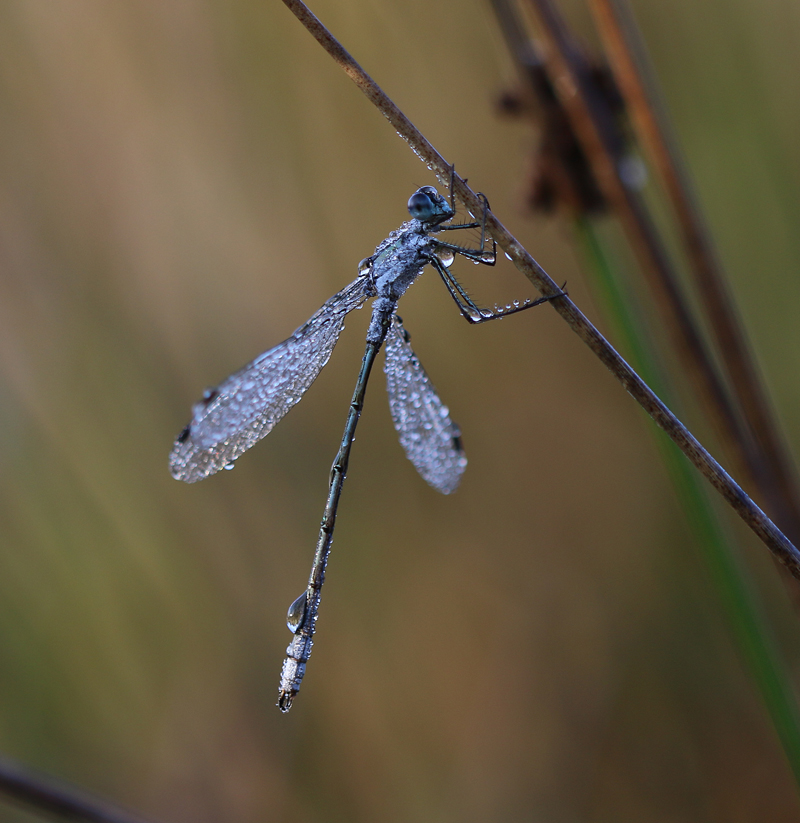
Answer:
[
  {"left": 279, "top": 0, "right": 800, "bottom": 578},
  {"left": 520, "top": 0, "right": 780, "bottom": 516},
  {"left": 587, "top": 0, "right": 800, "bottom": 538}
]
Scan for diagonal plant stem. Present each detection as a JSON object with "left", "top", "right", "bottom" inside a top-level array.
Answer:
[
  {"left": 0, "top": 755, "right": 158, "bottom": 823},
  {"left": 587, "top": 0, "right": 800, "bottom": 540},
  {"left": 278, "top": 0, "right": 800, "bottom": 578}
]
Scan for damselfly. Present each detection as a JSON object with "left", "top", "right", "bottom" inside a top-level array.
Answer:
[{"left": 170, "top": 183, "right": 561, "bottom": 711}]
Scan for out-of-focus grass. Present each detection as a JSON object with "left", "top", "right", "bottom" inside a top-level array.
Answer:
[
  {"left": 577, "top": 212, "right": 800, "bottom": 786},
  {"left": 0, "top": 1, "right": 799, "bottom": 820}
]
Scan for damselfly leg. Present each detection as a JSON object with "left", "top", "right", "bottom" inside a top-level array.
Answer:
[{"left": 431, "top": 187, "right": 564, "bottom": 323}]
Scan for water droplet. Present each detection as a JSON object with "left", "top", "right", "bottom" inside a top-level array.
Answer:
[
  {"left": 618, "top": 154, "right": 647, "bottom": 190},
  {"left": 224, "top": 462, "right": 235, "bottom": 471},
  {"left": 286, "top": 592, "right": 308, "bottom": 633},
  {"left": 358, "top": 257, "right": 371, "bottom": 276},
  {"left": 436, "top": 248, "right": 455, "bottom": 268},
  {"left": 505, "top": 251, "right": 513, "bottom": 261}
]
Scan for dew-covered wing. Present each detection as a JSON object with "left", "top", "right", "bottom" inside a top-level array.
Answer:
[
  {"left": 384, "top": 315, "right": 466, "bottom": 494},
  {"left": 170, "top": 276, "right": 370, "bottom": 483}
]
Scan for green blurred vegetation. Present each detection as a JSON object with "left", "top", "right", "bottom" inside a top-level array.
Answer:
[{"left": 1, "top": 0, "right": 800, "bottom": 820}]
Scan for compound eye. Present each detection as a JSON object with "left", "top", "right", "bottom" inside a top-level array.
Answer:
[{"left": 407, "top": 189, "right": 436, "bottom": 221}]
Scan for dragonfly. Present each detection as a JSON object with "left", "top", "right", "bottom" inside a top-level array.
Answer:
[{"left": 169, "top": 182, "right": 562, "bottom": 711}]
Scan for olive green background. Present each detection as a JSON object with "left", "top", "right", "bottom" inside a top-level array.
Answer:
[{"left": 1, "top": 1, "right": 800, "bottom": 820}]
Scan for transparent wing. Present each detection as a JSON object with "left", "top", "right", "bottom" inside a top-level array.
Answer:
[
  {"left": 170, "top": 276, "right": 370, "bottom": 483},
  {"left": 384, "top": 315, "right": 467, "bottom": 494}
]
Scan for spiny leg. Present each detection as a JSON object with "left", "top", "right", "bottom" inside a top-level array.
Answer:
[
  {"left": 433, "top": 183, "right": 563, "bottom": 322},
  {"left": 431, "top": 255, "right": 565, "bottom": 324}
]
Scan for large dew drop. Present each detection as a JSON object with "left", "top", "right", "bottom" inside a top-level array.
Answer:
[
  {"left": 286, "top": 592, "right": 308, "bottom": 633},
  {"left": 436, "top": 248, "right": 455, "bottom": 268}
]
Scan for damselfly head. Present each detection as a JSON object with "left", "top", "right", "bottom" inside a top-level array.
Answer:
[{"left": 407, "top": 186, "right": 454, "bottom": 225}]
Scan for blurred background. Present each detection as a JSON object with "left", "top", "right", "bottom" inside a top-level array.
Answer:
[{"left": 1, "top": 0, "right": 800, "bottom": 820}]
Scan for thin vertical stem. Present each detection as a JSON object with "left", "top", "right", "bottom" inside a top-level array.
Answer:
[
  {"left": 578, "top": 217, "right": 800, "bottom": 786},
  {"left": 587, "top": 0, "right": 800, "bottom": 540},
  {"left": 521, "top": 0, "right": 770, "bottom": 506}
]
